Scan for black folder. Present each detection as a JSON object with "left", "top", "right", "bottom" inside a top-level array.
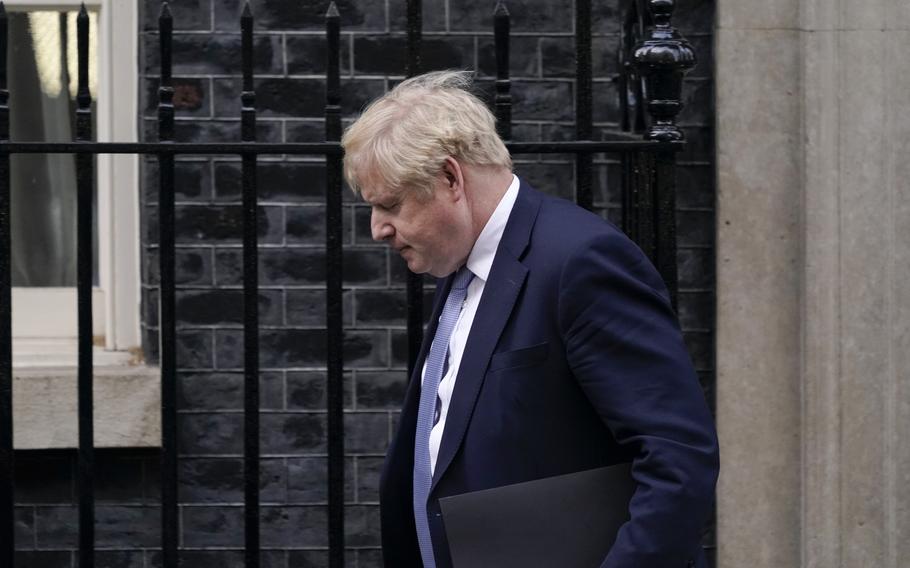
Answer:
[{"left": 438, "top": 463, "right": 635, "bottom": 568}]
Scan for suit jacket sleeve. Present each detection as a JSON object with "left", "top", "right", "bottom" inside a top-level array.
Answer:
[{"left": 557, "top": 229, "right": 719, "bottom": 568}]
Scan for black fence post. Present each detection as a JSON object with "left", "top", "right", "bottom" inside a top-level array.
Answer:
[
  {"left": 493, "top": 1, "right": 511, "bottom": 141},
  {"left": 157, "top": 3, "right": 179, "bottom": 566},
  {"left": 75, "top": 6, "right": 96, "bottom": 567},
  {"left": 0, "top": 5, "right": 12, "bottom": 567},
  {"left": 405, "top": 0, "right": 424, "bottom": 380},
  {"left": 240, "top": 3, "right": 261, "bottom": 567},
  {"left": 634, "top": 0, "right": 695, "bottom": 309},
  {"left": 324, "top": 4, "right": 345, "bottom": 567},
  {"left": 575, "top": 0, "right": 593, "bottom": 211}
]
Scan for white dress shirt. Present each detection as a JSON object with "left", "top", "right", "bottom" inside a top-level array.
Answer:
[{"left": 422, "top": 174, "right": 520, "bottom": 474}]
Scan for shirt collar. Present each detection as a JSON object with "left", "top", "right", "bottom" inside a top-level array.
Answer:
[{"left": 465, "top": 174, "right": 520, "bottom": 282}]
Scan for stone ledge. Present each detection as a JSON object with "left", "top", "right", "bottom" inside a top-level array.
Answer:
[{"left": 13, "top": 365, "right": 161, "bottom": 449}]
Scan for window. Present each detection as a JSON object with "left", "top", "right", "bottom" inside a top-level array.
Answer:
[{"left": 9, "top": 0, "right": 140, "bottom": 367}]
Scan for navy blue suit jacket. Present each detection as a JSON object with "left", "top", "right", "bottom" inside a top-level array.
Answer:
[{"left": 379, "top": 181, "right": 719, "bottom": 567}]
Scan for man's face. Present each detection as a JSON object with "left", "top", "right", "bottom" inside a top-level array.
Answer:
[{"left": 361, "top": 167, "right": 472, "bottom": 278}]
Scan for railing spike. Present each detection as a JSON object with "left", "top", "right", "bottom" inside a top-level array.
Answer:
[
  {"left": 78, "top": 2, "right": 88, "bottom": 18},
  {"left": 159, "top": 1, "right": 171, "bottom": 20},
  {"left": 494, "top": 0, "right": 509, "bottom": 17},
  {"left": 241, "top": 0, "right": 252, "bottom": 19},
  {"left": 326, "top": 1, "right": 340, "bottom": 19}
]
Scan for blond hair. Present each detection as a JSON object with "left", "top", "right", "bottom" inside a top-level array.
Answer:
[{"left": 341, "top": 70, "right": 512, "bottom": 198}]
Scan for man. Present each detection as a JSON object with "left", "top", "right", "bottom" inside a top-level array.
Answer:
[{"left": 341, "top": 71, "right": 719, "bottom": 568}]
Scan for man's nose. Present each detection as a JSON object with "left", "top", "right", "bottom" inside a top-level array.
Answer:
[{"left": 371, "top": 209, "right": 394, "bottom": 242}]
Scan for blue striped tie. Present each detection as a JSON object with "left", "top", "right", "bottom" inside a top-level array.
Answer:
[{"left": 413, "top": 266, "right": 474, "bottom": 568}]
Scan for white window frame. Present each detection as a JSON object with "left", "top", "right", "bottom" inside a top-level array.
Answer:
[{"left": 10, "top": 0, "right": 140, "bottom": 367}]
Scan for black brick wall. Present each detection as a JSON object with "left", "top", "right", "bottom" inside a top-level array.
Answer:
[{"left": 13, "top": 0, "right": 715, "bottom": 566}]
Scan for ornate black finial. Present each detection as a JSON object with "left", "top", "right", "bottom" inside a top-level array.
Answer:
[
  {"left": 326, "top": 1, "right": 340, "bottom": 19},
  {"left": 632, "top": 0, "right": 696, "bottom": 142}
]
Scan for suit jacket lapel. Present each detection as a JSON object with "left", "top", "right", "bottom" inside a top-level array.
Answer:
[{"left": 431, "top": 182, "right": 542, "bottom": 491}]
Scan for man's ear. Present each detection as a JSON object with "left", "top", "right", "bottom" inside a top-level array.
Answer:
[{"left": 441, "top": 156, "right": 464, "bottom": 200}]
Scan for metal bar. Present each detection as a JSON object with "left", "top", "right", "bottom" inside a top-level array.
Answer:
[
  {"left": 405, "top": 0, "right": 423, "bottom": 380},
  {"left": 575, "top": 0, "right": 593, "bottom": 210},
  {"left": 633, "top": 150, "right": 655, "bottom": 261},
  {"left": 654, "top": 149, "right": 678, "bottom": 309},
  {"left": 324, "top": 4, "right": 345, "bottom": 567},
  {"left": 157, "top": 3, "right": 179, "bottom": 567},
  {"left": 240, "top": 4, "right": 260, "bottom": 567},
  {"left": 75, "top": 6, "right": 96, "bottom": 567},
  {"left": 493, "top": 1, "right": 511, "bottom": 141},
  {"left": 0, "top": 5, "right": 13, "bottom": 567},
  {"left": 406, "top": 0, "right": 422, "bottom": 77},
  {"left": 0, "top": 140, "right": 681, "bottom": 155}
]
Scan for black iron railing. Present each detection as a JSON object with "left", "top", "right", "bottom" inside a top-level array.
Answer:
[{"left": 0, "top": 1, "right": 697, "bottom": 567}]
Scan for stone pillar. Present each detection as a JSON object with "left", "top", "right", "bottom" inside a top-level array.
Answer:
[{"left": 715, "top": 0, "right": 910, "bottom": 566}]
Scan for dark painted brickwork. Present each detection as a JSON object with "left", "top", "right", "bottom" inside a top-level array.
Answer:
[{"left": 13, "top": 0, "right": 715, "bottom": 566}]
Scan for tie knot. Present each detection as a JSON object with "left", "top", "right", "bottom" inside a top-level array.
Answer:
[{"left": 451, "top": 267, "right": 474, "bottom": 291}]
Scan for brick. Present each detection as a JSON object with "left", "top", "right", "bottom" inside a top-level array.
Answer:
[
  {"left": 214, "top": 161, "right": 328, "bottom": 203},
  {"left": 688, "top": 36, "right": 714, "bottom": 80},
  {"left": 592, "top": 163, "right": 623, "bottom": 207},
  {"left": 215, "top": 0, "right": 385, "bottom": 31},
  {"left": 286, "top": 371, "right": 354, "bottom": 410},
  {"left": 221, "top": 247, "right": 386, "bottom": 287},
  {"left": 683, "top": 331, "right": 713, "bottom": 371},
  {"left": 477, "top": 36, "right": 539, "bottom": 78},
  {"left": 95, "top": 454, "right": 145, "bottom": 503},
  {"left": 678, "top": 247, "right": 714, "bottom": 289},
  {"left": 676, "top": 165, "right": 714, "bottom": 209},
  {"left": 213, "top": 77, "right": 385, "bottom": 119},
  {"left": 15, "top": 551, "right": 71, "bottom": 568},
  {"left": 14, "top": 506, "right": 33, "bottom": 547},
  {"left": 539, "top": 37, "right": 621, "bottom": 78},
  {"left": 677, "top": 209, "right": 713, "bottom": 246},
  {"left": 355, "top": 370, "right": 408, "bottom": 410},
  {"left": 344, "top": 505, "right": 381, "bottom": 547},
  {"left": 178, "top": 457, "right": 242, "bottom": 502},
  {"left": 89, "top": 550, "right": 145, "bottom": 568},
  {"left": 178, "top": 413, "right": 244, "bottom": 454},
  {"left": 592, "top": 0, "right": 623, "bottom": 34},
  {"left": 354, "top": 289, "right": 407, "bottom": 326},
  {"left": 177, "top": 371, "right": 284, "bottom": 411},
  {"left": 146, "top": 204, "right": 284, "bottom": 245},
  {"left": 450, "top": 0, "right": 573, "bottom": 33},
  {"left": 286, "top": 35, "right": 351, "bottom": 75},
  {"left": 141, "top": 118, "right": 283, "bottom": 143},
  {"left": 261, "top": 413, "right": 327, "bottom": 453},
  {"left": 285, "top": 120, "right": 328, "bottom": 143},
  {"left": 260, "top": 505, "right": 328, "bottom": 547},
  {"left": 357, "top": 549, "right": 384, "bottom": 568},
  {"left": 512, "top": 80, "right": 574, "bottom": 121},
  {"left": 591, "top": 80, "right": 621, "bottom": 123},
  {"left": 182, "top": 505, "right": 243, "bottom": 546},
  {"left": 679, "top": 78, "right": 713, "bottom": 125},
  {"left": 286, "top": 456, "right": 355, "bottom": 503},
  {"left": 677, "top": 291, "right": 714, "bottom": 331},
  {"left": 175, "top": 289, "right": 283, "bottom": 326},
  {"left": 352, "top": 36, "right": 472, "bottom": 75},
  {"left": 286, "top": 205, "right": 326, "bottom": 244},
  {"left": 143, "top": 77, "right": 211, "bottom": 118},
  {"left": 144, "top": 247, "right": 213, "bottom": 286},
  {"left": 143, "top": 157, "right": 212, "bottom": 202},
  {"left": 139, "top": 328, "right": 214, "bottom": 368},
  {"left": 287, "top": 550, "right": 328, "bottom": 568},
  {"left": 344, "top": 412, "right": 390, "bottom": 453},
  {"left": 286, "top": 288, "right": 355, "bottom": 327},
  {"left": 141, "top": 0, "right": 211, "bottom": 31},
  {"left": 35, "top": 506, "right": 76, "bottom": 547},
  {"left": 142, "top": 33, "right": 282, "bottom": 75},
  {"left": 95, "top": 506, "right": 160, "bottom": 547},
  {"left": 14, "top": 456, "right": 72, "bottom": 504},
  {"left": 671, "top": 0, "right": 714, "bottom": 34},
  {"left": 216, "top": 328, "right": 387, "bottom": 368},
  {"left": 147, "top": 550, "right": 287, "bottom": 568},
  {"left": 388, "top": 0, "right": 447, "bottom": 31},
  {"left": 514, "top": 162, "right": 575, "bottom": 201},
  {"left": 355, "top": 456, "right": 385, "bottom": 502}
]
